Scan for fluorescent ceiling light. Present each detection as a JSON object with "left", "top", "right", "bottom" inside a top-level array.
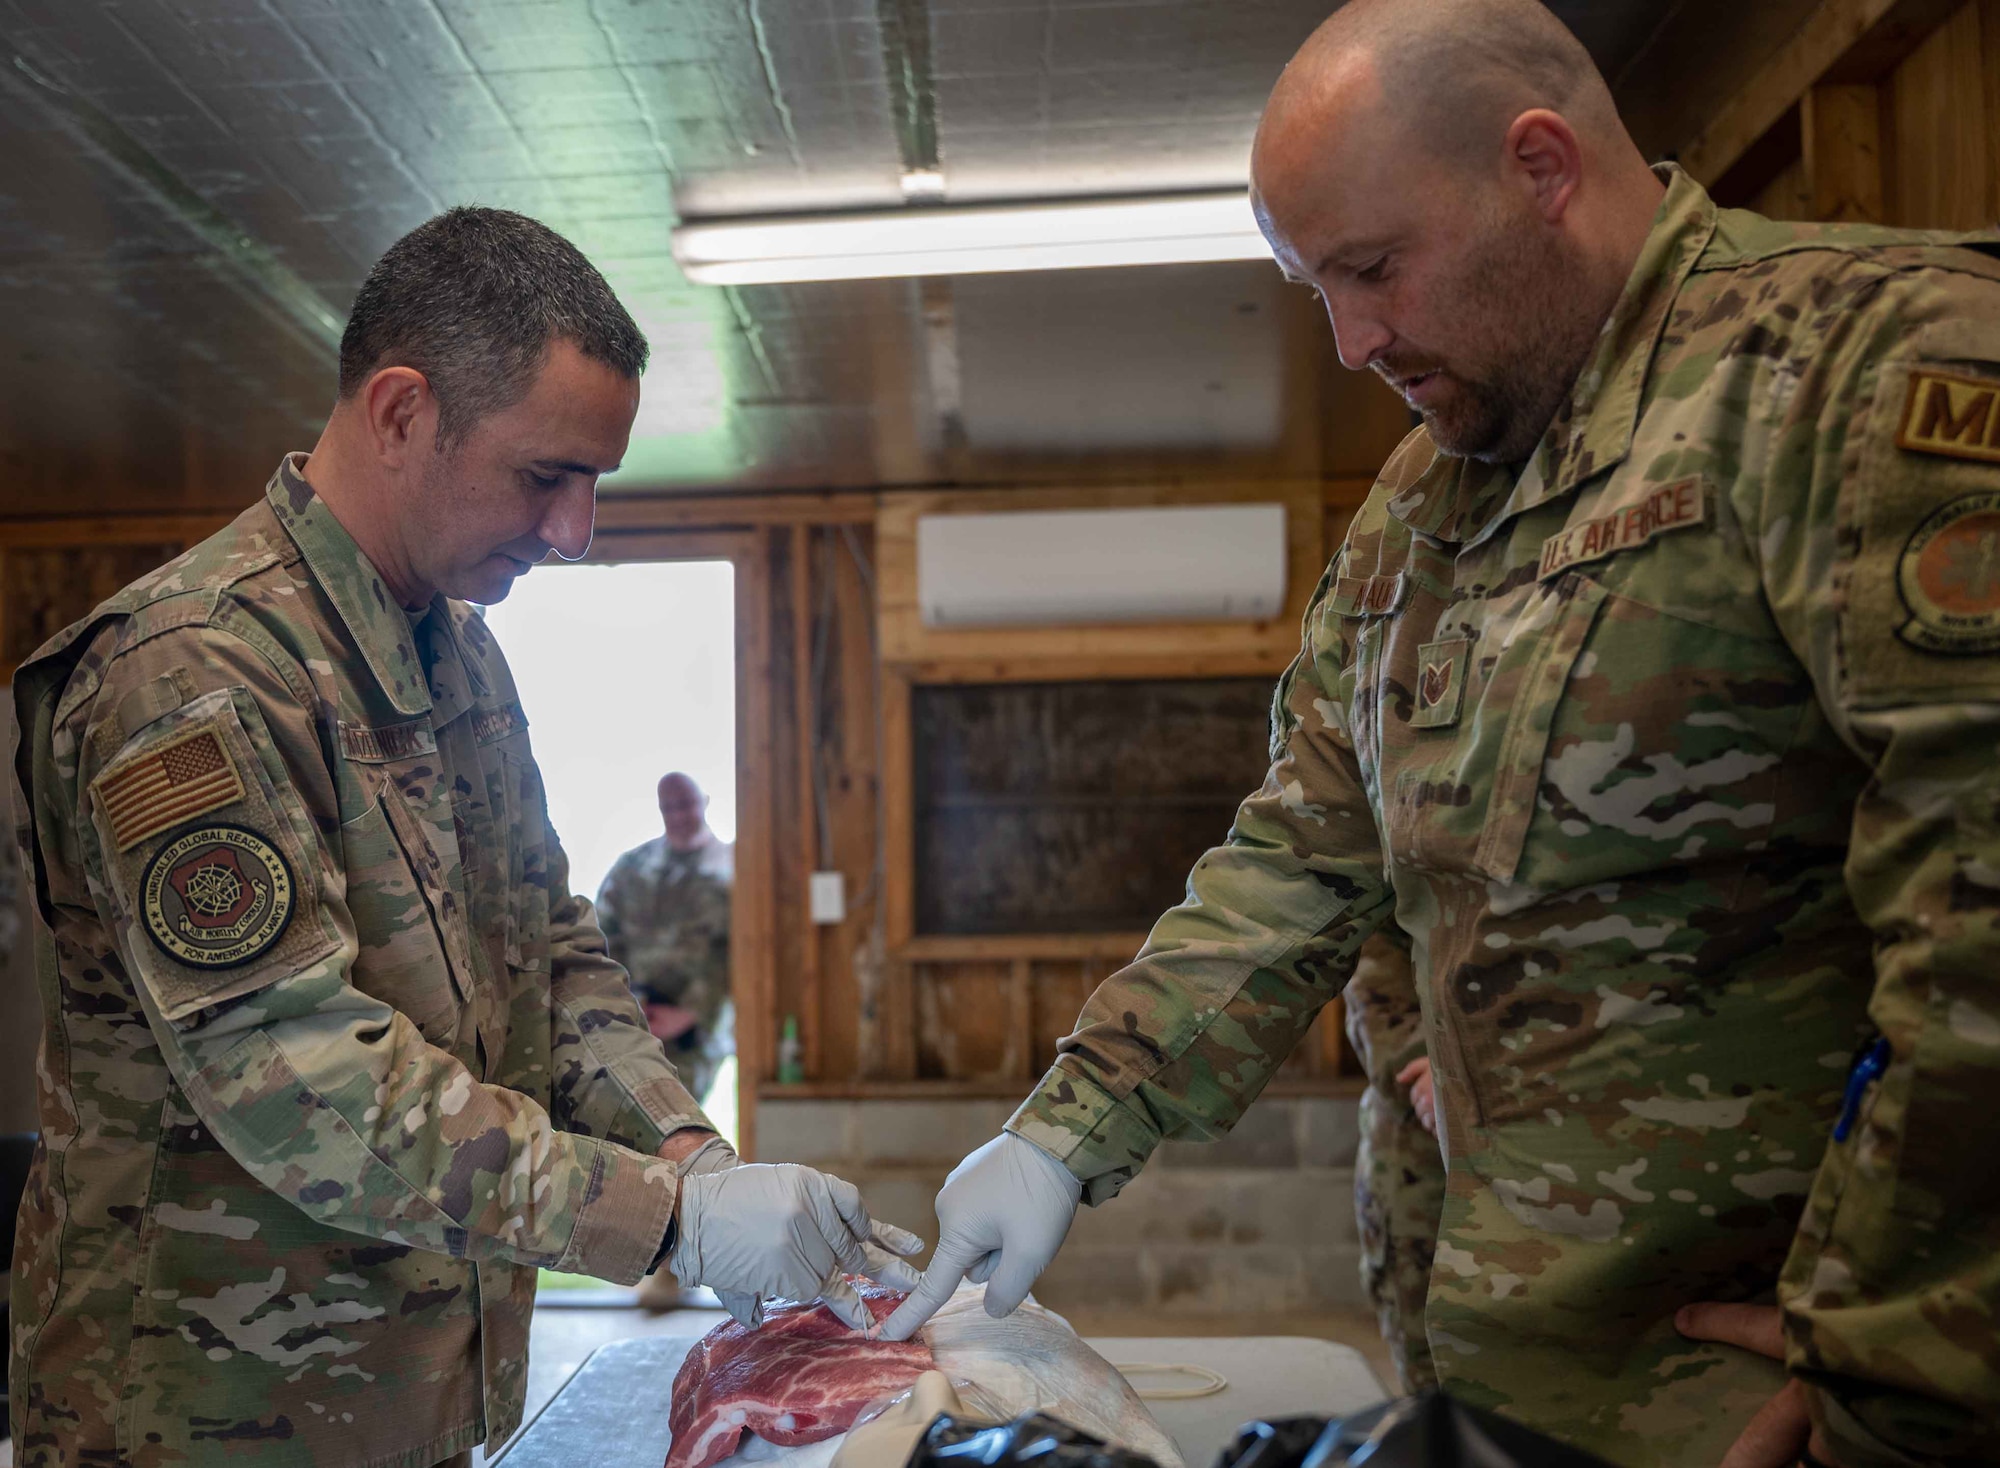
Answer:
[{"left": 672, "top": 190, "right": 1269, "bottom": 285}]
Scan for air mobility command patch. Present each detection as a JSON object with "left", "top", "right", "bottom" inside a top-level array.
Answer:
[
  {"left": 139, "top": 824, "right": 296, "bottom": 969},
  {"left": 1896, "top": 367, "right": 2000, "bottom": 464},
  {"left": 1896, "top": 490, "right": 2000, "bottom": 654}
]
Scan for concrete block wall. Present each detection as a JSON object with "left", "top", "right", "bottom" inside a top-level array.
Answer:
[{"left": 757, "top": 1095, "right": 1363, "bottom": 1314}]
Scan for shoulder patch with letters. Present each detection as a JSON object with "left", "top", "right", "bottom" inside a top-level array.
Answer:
[
  {"left": 140, "top": 824, "right": 296, "bottom": 970},
  {"left": 96, "top": 726, "right": 245, "bottom": 851},
  {"left": 1896, "top": 490, "right": 2000, "bottom": 653},
  {"left": 1896, "top": 368, "right": 2000, "bottom": 465}
]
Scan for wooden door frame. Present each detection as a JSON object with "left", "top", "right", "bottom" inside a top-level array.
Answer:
[{"left": 582, "top": 527, "right": 776, "bottom": 1159}]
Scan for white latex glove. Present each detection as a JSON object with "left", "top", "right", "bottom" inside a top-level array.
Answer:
[
  {"left": 677, "top": 1133, "right": 740, "bottom": 1175},
  {"left": 670, "top": 1136, "right": 925, "bottom": 1322},
  {"left": 669, "top": 1134, "right": 760, "bottom": 1324},
  {"left": 668, "top": 1161, "right": 924, "bottom": 1331},
  {"left": 872, "top": 1133, "right": 1081, "bottom": 1342}
]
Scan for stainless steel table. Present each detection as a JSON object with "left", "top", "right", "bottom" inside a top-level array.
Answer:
[{"left": 491, "top": 1334, "right": 1388, "bottom": 1468}]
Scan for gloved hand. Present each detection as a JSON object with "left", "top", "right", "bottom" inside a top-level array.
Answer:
[
  {"left": 668, "top": 1161, "right": 925, "bottom": 1331},
  {"left": 676, "top": 1133, "right": 740, "bottom": 1175},
  {"left": 668, "top": 1134, "right": 759, "bottom": 1324},
  {"left": 872, "top": 1133, "right": 1081, "bottom": 1342}
]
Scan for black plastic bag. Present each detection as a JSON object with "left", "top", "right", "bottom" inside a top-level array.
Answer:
[
  {"left": 1214, "top": 1392, "right": 1616, "bottom": 1468},
  {"left": 911, "top": 1412, "right": 1165, "bottom": 1468}
]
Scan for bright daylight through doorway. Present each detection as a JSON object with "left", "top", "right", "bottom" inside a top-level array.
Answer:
[{"left": 481, "top": 559, "right": 739, "bottom": 1151}]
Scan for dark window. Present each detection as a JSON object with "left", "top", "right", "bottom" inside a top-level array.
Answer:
[{"left": 912, "top": 678, "right": 1274, "bottom": 935}]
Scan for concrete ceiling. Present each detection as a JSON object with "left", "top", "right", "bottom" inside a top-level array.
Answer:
[{"left": 0, "top": 0, "right": 1820, "bottom": 513}]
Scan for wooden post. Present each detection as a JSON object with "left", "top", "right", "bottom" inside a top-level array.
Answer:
[
  {"left": 733, "top": 530, "right": 779, "bottom": 1158},
  {"left": 879, "top": 671, "right": 918, "bottom": 1079},
  {"left": 1803, "top": 82, "right": 1886, "bottom": 221},
  {"left": 1006, "top": 958, "right": 1034, "bottom": 1082},
  {"left": 790, "top": 527, "right": 823, "bottom": 1079}
]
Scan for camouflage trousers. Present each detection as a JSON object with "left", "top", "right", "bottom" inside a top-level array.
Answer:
[{"left": 1344, "top": 934, "right": 1446, "bottom": 1393}]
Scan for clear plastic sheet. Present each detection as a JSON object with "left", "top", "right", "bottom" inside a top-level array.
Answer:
[{"left": 704, "top": 1284, "right": 1184, "bottom": 1468}]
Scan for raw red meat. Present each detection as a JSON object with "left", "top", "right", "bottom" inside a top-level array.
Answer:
[{"left": 665, "top": 1284, "right": 933, "bottom": 1468}]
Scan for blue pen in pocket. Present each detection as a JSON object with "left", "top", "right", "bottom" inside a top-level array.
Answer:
[{"left": 1833, "top": 1036, "right": 1892, "bottom": 1144}]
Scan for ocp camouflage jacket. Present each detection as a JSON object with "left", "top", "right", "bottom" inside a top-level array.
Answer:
[
  {"left": 1010, "top": 168, "right": 2000, "bottom": 1467},
  {"left": 10, "top": 457, "right": 708, "bottom": 1467}
]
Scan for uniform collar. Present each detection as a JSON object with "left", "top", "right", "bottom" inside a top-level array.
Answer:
[
  {"left": 267, "top": 454, "right": 433, "bottom": 717},
  {"left": 1386, "top": 164, "right": 1718, "bottom": 545},
  {"left": 413, "top": 599, "right": 491, "bottom": 725}
]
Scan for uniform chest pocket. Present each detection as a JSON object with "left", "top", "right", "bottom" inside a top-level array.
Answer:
[
  {"left": 339, "top": 781, "right": 472, "bottom": 1044},
  {"left": 490, "top": 744, "right": 551, "bottom": 974},
  {"left": 1384, "top": 573, "right": 1608, "bottom": 883}
]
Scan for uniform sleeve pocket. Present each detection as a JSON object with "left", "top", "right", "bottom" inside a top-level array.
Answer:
[
  {"left": 1841, "top": 347, "right": 2000, "bottom": 708},
  {"left": 88, "top": 689, "right": 337, "bottom": 1025}
]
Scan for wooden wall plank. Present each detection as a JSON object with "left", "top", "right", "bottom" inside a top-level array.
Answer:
[
  {"left": 789, "top": 528, "right": 823, "bottom": 1079},
  {"left": 595, "top": 490, "right": 877, "bottom": 531},
  {"left": 1682, "top": 0, "right": 1965, "bottom": 186},
  {"left": 812, "top": 527, "right": 880, "bottom": 1085},
  {"left": 1748, "top": 153, "right": 1817, "bottom": 220},
  {"left": 731, "top": 528, "right": 779, "bottom": 1157},
  {"left": 1804, "top": 83, "right": 1888, "bottom": 220},
  {"left": 1886, "top": 1, "right": 1994, "bottom": 227}
]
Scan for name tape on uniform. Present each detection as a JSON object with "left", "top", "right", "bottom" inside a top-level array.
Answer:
[
  {"left": 1331, "top": 572, "right": 1407, "bottom": 617},
  {"left": 1897, "top": 367, "right": 2000, "bottom": 465},
  {"left": 95, "top": 725, "right": 245, "bottom": 851},
  {"left": 1538, "top": 478, "right": 1709, "bottom": 582}
]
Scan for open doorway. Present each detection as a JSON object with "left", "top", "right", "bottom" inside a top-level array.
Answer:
[{"left": 481, "top": 559, "right": 740, "bottom": 1145}]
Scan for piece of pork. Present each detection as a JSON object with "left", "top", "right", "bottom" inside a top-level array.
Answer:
[{"left": 664, "top": 1285, "right": 931, "bottom": 1468}]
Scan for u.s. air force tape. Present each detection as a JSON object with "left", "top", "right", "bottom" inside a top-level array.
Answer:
[{"left": 139, "top": 824, "right": 296, "bottom": 970}]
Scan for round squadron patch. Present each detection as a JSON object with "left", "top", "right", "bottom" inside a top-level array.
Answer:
[
  {"left": 1896, "top": 490, "right": 2000, "bottom": 654},
  {"left": 140, "top": 825, "right": 296, "bottom": 970}
]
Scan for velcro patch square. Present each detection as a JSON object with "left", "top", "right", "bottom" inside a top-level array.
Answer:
[
  {"left": 1410, "top": 637, "right": 1470, "bottom": 729},
  {"left": 95, "top": 725, "right": 245, "bottom": 851},
  {"left": 1896, "top": 367, "right": 2000, "bottom": 465}
]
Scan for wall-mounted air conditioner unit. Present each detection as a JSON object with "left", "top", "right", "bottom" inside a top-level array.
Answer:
[{"left": 916, "top": 503, "right": 1286, "bottom": 628}]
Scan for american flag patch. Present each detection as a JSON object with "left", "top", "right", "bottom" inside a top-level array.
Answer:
[{"left": 96, "top": 725, "right": 246, "bottom": 851}]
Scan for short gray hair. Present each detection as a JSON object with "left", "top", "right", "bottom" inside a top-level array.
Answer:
[{"left": 338, "top": 207, "right": 648, "bottom": 444}]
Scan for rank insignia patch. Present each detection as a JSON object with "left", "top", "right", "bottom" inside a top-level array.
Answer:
[
  {"left": 1896, "top": 491, "right": 2000, "bottom": 654},
  {"left": 140, "top": 824, "right": 296, "bottom": 970},
  {"left": 1410, "top": 637, "right": 1470, "bottom": 729},
  {"left": 1896, "top": 368, "right": 2000, "bottom": 465},
  {"left": 96, "top": 725, "right": 245, "bottom": 851}
]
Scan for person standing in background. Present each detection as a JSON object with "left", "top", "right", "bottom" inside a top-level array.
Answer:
[
  {"left": 597, "top": 771, "right": 735, "bottom": 1108},
  {"left": 599, "top": 771, "right": 736, "bottom": 1312}
]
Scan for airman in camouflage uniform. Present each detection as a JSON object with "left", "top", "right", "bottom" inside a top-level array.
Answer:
[
  {"left": 1343, "top": 933, "right": 1443, "bottom": 1393},
  {"left": 597, "top": 775, "right": 734, "bottom": 1107},
  {"left": 9, "top": 459, "right": 704, "bottom": 1465},
  {"left": 8, "top": 209, "right": 917, "bottom": 1468},
  {"left": 988, "top": 15, "right": 2000, "bottom": 1468}
]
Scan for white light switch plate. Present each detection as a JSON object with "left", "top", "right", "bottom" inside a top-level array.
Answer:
[{"left": 809, "top": 871, "right": 846, "bottom": 925}]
